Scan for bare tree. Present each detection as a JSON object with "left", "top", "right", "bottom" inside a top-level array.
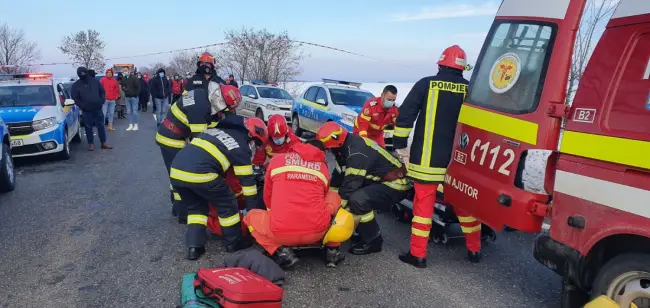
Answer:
[
  {"left": 169, "top": 50, "right": 200, "bottom": 76},
  {"left": 147, "top": 62, "right": 169, "bottom": 75},
  {"left": 59, "top": 29, "right": 106, "bottom": 71},
  {"left": 566, "top": 0, "right": 619, "bottom": 104},
  {"left": 217, "top": 28, "right": 305, "bottom": 84},
  {"left": 0, "top": 23, "right": 41, "bottom": 74}
]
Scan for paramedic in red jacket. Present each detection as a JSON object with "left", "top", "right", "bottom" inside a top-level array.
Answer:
[
  {"left": 244, "top": 140, "right": 342, "bottom": 269},
  {"left": 99, "top": 69, "right": 120, "bottom": 131},
  {"left": 353, "top": 85, "right": 399, "bottom": 147},
  {"left": 251, "top": 115, "right": 301, "bottom": 166}
]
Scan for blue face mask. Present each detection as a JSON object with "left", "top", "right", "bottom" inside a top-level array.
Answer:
[
  {"left": 159, "top": 73, "right": 165, "bottom": 78},
  {"left": 383, "top": 99, "right": 395, "bottom": 108},
  {"left": 272, "top": 137, "right": 285, "bottom": 146}
]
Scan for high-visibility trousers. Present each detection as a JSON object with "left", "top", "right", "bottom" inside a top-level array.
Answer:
[{"left": 244, "top": 192, "right": 341, "bottom": 255}]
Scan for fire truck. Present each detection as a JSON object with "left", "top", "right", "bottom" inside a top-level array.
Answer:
[{"left": 441, "top": 0, "right": 650, "bottom": 306}]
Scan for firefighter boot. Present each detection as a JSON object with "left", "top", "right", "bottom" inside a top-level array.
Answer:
[
  {"left": 349, "top": 235, "right": 383, "bottom": 255},
  {"left": 225, "top": 237, "right": 253, "bottom": 253},
  {"left": 274, "top": 247, "right": 300, "bottom": 269},
  {"left": 325, "top": 247, "right": 345, "bottom": 268},
  {"left": 351, "top": 231, "right": 361, "bottom": 243},
  {"left": 187, "top": 246, "right": 206, "bottom": 260},
  {"left": 467, "top": 250, "right": 482, "bottom": 263},
  {"left": 398, "top": 251, "right": 427, "bottom": 268}
]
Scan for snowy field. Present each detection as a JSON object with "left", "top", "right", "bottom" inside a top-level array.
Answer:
[{"left": 279, "top": 81, "right": 415, "bottom": 107}]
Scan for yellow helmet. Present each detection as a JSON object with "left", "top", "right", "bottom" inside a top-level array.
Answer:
[{"left": 322, "top": 208, "right": 355, "bottom": 245}]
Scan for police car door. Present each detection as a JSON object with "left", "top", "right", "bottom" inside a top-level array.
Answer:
[
  {"left": 57, "top": 83, "right": 77, "bottom": 137},
  {"left": 239, "top": 86, "right": 254, "bottom": 118},
  {"left": 444, "top": 0, "right": 586, "bottom": 232}
]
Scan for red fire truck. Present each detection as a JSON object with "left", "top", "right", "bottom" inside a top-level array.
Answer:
[{"left": 442, "top": 0, "right": 650, "bottom": 306}]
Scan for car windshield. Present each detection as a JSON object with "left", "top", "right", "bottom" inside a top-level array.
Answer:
[
  {"left": 0, "top": 85, "right": 55, "bottom": 107},
  {"left": 329, "top": 88, "right": 374, "bottom": 106},
  {"left": 257, "top": 87, "right": 293, "bottom": 100}
]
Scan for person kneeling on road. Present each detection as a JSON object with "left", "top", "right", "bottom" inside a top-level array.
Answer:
[
  {"left": 316, "top": 122, "right": 410, "bottom": 255},
  {"left": 244, "top": 140, "right": 354, "bottom": 269},
  {"left": 169, "top": 117, "right": 268, "bottom": 260}
]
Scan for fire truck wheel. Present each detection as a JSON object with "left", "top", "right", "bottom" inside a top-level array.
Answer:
[{"left": 591, "top": 253, "right": 650, "bottom": 308}]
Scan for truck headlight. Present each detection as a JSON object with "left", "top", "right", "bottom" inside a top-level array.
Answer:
[
  {"left": 341, "top": 113, "right": 356, "bottom": 124},
  {"left": 32, "top": 117, "right": 56, "bottom": 131},
  {"left": 266, "top": 105, "right": 279, "bottom": 111}
]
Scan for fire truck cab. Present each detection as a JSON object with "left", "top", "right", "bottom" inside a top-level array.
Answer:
[{"left": 443, "top": 0, "right": 650, "bottom": 306}]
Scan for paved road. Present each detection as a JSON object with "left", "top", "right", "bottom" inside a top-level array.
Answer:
[{"left": 0, "top": 117, "right": 562, "bottom": 308}]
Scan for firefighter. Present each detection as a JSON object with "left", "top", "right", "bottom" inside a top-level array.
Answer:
[
  {"left": 316, "top": 122, "right": 410, "bottom": 255},
  {"left": 393, "top": 45, "right": 482, "bottom": 267},
  {"left": 252, "top": 115, "right": 301, "bottom": 166},
  {"left": 155, "top": 81, "right": 242, "bottom": 223},
  {"left": 170, "top": 117, "right": 268, "bottom": 260},
  {"left": 185, "top": 52, "right": 225, "bottom": 92},
  {"left": 244, "top": 140, "right": 354, "bottom": 269},
  {"left": 353, "top": 85, "right": 399, "bottom": 147}
]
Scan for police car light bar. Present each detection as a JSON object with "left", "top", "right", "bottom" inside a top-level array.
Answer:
[
  {"left": 250, "top": 80, "right": 266, "bottom": 85},
  {"left": 0, "top": 73, "right": 53, "bottom": 80},
  {"left": 321, "top": 78, "right": 362, "bottom": 88}
]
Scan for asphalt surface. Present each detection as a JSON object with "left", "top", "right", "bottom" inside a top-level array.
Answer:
[{"left": 0, "top": 115, "right": 562, "bottom": 308}]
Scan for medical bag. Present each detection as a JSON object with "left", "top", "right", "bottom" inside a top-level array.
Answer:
[
  {"left": 194, "top": 267, "right": 283, "bottom": 308},
  {"left": 180, "top": 273, "right": 219, "bottom": 308}
]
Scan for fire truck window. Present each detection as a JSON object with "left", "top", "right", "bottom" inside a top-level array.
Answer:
[
  {"left": 467, "top": 22, "right": 555, "bottom": 114},
  {"left": 607, "top": 33, "right": 650, "bottom": 136}
]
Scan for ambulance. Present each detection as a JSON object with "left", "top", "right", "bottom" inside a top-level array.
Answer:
[{"left": 442, "top": 0, "right": 650, "bottom": 306}]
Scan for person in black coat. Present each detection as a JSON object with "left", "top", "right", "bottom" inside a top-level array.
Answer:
[
  {"left": 71, "top": 67, "right": 112, "bottom": 151},
  {"left": 149, "top": 68, "right": 171, "bottom": 124},
  {"left": 137, "top": 72, "right": 150, "bottom": 112}
]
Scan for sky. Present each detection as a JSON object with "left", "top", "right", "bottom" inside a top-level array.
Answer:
[{"left": 0, "top": 0, "right": 504, "bottom": 82}]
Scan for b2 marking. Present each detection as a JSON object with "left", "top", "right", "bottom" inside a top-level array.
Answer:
[
  {"left": 470, "top": 139, "right": 515, "bottom": 176},
  {"left": 454, "top": 150, "right": 467, "bottom": 165},
  {"left": 573, "top": 108, "right": 596, "bottom": 123}
]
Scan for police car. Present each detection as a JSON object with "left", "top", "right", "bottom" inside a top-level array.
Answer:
[
  {"left": 0, "top": 115, "right": 15, "bottom": 192},
  {"left": 0, "top": 73, "right": 81, "bottom": 160},
  {"left": 291, "top": 79, "right": 375, "bottom": 136},
  {"left": 237, "top": 80, "right": 294, "bottom": 124}
]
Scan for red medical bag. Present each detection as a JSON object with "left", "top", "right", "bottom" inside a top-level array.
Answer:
[{"left": 194, "top": 267, "right": 283, "bottom": 308}]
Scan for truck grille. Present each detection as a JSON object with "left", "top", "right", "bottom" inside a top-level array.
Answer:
[{"left": 7, "top": 122, "right": 34, "bottom": 135}]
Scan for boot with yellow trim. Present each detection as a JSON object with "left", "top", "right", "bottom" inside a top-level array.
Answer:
[
  {"left": 186, "top": 216, "right": 208, "bottom": 260},
  {"left": 398, "top": 251, "right": 427, "bottom": 268}
]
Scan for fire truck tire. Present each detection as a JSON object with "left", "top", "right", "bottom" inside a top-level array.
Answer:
[{"left": 590, "top": 253, "right": 650, "bottom": 307}]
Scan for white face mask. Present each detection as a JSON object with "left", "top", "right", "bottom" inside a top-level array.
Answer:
[
  {"left": 383, "top": 99, "right": 395, "bottom": 108},
  {"left": 272, "top": 137, "right": 285, "bottom": 146}
]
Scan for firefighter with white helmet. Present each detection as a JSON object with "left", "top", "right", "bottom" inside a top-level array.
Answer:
[{"left": 394, "top": 45, "right": 483, "bottom": 267}]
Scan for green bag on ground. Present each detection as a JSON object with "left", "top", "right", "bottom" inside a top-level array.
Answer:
[{"left": 179, "top": 273, "right": 219, "bottom": 308}]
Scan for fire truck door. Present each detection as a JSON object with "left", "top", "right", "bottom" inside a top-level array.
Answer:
[{"left": 443, "top": 0, "right": 586, "bottom": 232}]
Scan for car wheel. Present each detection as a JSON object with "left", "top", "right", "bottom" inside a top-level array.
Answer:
[
  {"left": 0, "top": 143, "right": 16, "bottom": 193},
  {"left": 255, "top": 109, "right": 265, "bottom": 123},
  {"left": 591, "top": 253, "right": 650, "bottom": 308},
  {"left": 292, "top": 114, "right": 304, "bottom": 137},
  {"left": 55, "top": 130, "right": 71, "bottom": 161},
  {"left": 71, "top": 123, "right": 82, "bottom": 143}
]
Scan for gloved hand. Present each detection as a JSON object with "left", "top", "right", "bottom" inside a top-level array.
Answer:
[
  {"left": 395, "top": 148, "right": 410, "bottom": 165},
  {"left": 240, "top": 209, "right": 248, "bottom": 217}
]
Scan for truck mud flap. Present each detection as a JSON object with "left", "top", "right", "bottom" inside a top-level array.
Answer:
[{"left": 533, "top": 234, "right": 589, "bottom": 290}]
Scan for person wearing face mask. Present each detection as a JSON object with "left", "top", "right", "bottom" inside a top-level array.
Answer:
[
  {"left": 353, "top": 85, "right": 399, "bottom": 148},
  {"left": 150, "top": 68, "right": 171, "bottom": 125},
  {"left": 170, "top": 74, "right": 185, "bottom": 105},
  {"left": 137, "top": 72, "right": 150, "bottom": 112},
  {"left": 155, "top": 82, "right": 241, "bottom": 224},
  {"left": 251, "top": 114, "right": 300, "bottom": 167},
  {"left": 185, "top": 52, "right": 225, "bottom": 92},
  {"left": 169, "top": 117, "right": 267, "bottom": 260},
  {"left": 119, "top": 68, "right": 141, "bottom": 131}
]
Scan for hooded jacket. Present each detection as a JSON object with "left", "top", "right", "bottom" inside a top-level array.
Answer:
[
  {"left": 99, "top": 69, "right": 120, "bottom": 101},
  {"left": 150, "top": 68, "right": 171, "bottom": 99},
  {"left": 71, "top": 67, "right": 105, "bottom": 111},
  {"left": 264, "top": 142, "right": 332, "bottom": 236}
]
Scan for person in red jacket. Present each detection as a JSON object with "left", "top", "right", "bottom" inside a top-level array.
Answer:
[
  {"left": 353, "top": 85, "right": 399, "bottom": 147},
  {"left": 99, "top": 69, "right": 120, "bottom": 131},
  {"left": 170, "top": 73, "right": 184, "bottom": 105},
  {"left": 251, "top": 115, "right": 300, "bottom": 166},
  {"left": 244, "top": 140, "right": 344, "bottom": 269}
]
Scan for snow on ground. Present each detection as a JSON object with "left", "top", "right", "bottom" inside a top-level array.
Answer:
[{"left": 279, "top": 81, "right": 415, "bottom": 107}]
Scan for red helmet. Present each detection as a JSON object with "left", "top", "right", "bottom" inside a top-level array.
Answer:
[
  {"left": 437, "top": 45, "right": 467, "bottom": 71},
  {"left": 268, "top": 115, "right": 289, "bottom": 139},
  {"left": 220, "top": 84, "right": 241, "bottom": 109},
  {"left": 198, "top": 52, "right": 216, "bottom": 66},
  {"left": 245, "top": 117, "right": 268, "bottom": 146},
  {"left": 316, "top": 122, "right": 348, "bottom": 148}
]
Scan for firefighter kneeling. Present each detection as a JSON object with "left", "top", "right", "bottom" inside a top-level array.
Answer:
[
  {"left": 317, "top": 122, "right": 409, "bottom": 255},
  {"left": 169, "top": 117, "right": 268, "bottom": 260},
  {"left": 244, "top": 140, "right": 354, "bottom": 269}
]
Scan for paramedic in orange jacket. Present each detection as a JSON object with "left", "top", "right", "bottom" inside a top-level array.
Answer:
[
  {"left": 353, "top": 85, "right": 398, "bottom": 147},
  {"left": 252, "top": 115, "right": 300, "bottom": 166},
  {"left": 244, "top": 140, "right": 344, "bottom": 269}
]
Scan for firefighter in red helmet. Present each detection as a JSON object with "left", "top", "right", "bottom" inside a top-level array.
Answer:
[
  {"left": 169, "top": 116, "right": 268, "bottom": 260},
  {"left": 317, "top": 122, "right": 409, "bottom": 255},
  {"left": 394, "top": 45, "right": 483, "bottom": 267},
  {"left": 185, "top": 52, "right": 225, "bottom": 92},
  {"left": 252, "top": 114, "right": 301, "bottom": 166}
]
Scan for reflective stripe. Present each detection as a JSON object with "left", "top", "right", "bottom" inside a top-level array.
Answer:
[
  {"left": 170, "top": 184, "right": 174, "bottom": 190},
  {"left": 300, "top": 98, "right": 328, "bottom": 111},
  {"left": 458, "top": 104, "right": 538, "bottom": 145},
  {"left": 370, "top": 123, "right": 381, "bottom": 130},
  {"left": 234, "top": 165, "right": 254, "bottom": 176},
  {"left": 248, "top": 225, "right": 255, "bottom": 232},
  {"left": 208, "top": 122, "right": 218, "bottom": 128},
  {"left": 406, "top": 164, "right": 446, "bottom": 182},
  {"left": 461, "top": 225, "right": 481, "bottom": 233},
  {"left": 191, "top": 138, "right": 231, "bottom": 171},
  {"left": 360, "top": 211, "right": 375, "bottom": 223},
  {"left": 218, "top": 213, "right": 241, "bottom": 227},
  {"left": 360, "top": 113, "right": 371, "bottom": 121},
  {"left": 270, "top": 165, "right": 329, "bottom": 186},
  {"left": 235, "top": 191, "right": 243, "bottom": 197},
  {"left": 383, "top": 178, "right": 410, "bottom": 191},
  {"left": 559, "top": 131, "right": 650, "bottom": 170},
  {"left": 457, "top": 216, "right": 476, "bottom": 223},
  {"left": 170, "top": 103, "right": 189, "bottom": 124},
  {"left": 345, "top": 167, "right": 367, "bottom": 177},
  {"left": 421, "top": 88, "right": 439, "bottom": 168},
  {"left": 362, "top": 137, "right": 402, "bottom": 168},
  {"left": 411, "top": 227, "right": 430, "bottom": 238},
  {"left": 366, "top": 174, "right": 382, "bottom": 181},
  {"left": 156, "top": 133, "right": 186, "bottom": 149},
  {"left": 359, "top": 130, "right": 368, "bottom": 137},
  {"left": 189, "top": 123, "right": 208, "bottom": 133},
  {"left": 335, "top": 162, "right": 342, "bottom": 173},
  {"left": 170, "top": 168, "right": 219, "bottom": 183},
  {"left": 173, "top": 192, "right": 182, "bottom": 201},
  {"left": 412, "top": 216, "right": 432, "bottom": 225},
  {"left": 242, "top": 185, "right": 257, "bottom": 196},
  {"left": 329, "top": 187, "right": 339, "bottom": 192},
  {"left": 341, "top": 199, "right": 348, "bottom": 207},
  {"left": 187, "top": 214, "right": 208, "bottom": 226},
  {"left": 394, "top": 126, "right": 411, "bottom": 138},
  {"left": 437, "top": 184, "right": 444, "bottom": 193}
]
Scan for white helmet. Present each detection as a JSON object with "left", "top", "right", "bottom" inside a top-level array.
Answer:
[{"left": 208, "top": 81, "right": 227, "bottom": 114}]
